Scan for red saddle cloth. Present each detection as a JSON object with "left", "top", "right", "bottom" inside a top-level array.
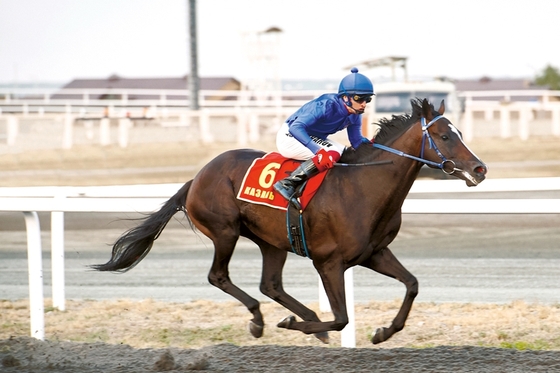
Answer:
[{"left": 237, "top": 152, "right": 327, "bottom": 211}]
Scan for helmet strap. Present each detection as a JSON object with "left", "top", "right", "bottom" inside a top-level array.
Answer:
[{"left": 341, "top": 90, "right": 352, "bottom": 107}]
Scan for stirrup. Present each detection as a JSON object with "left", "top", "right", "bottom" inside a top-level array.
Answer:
[{"left": 274, "top": 182, "right": 302, "bottom": 209}]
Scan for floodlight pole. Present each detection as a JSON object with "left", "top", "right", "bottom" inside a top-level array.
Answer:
[{"left": 187, "top": 0, "right": 200, "bottom": 110}]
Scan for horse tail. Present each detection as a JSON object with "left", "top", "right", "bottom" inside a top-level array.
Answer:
[{"left": 90, "top": 181, "right": 192, "bottom": 272}]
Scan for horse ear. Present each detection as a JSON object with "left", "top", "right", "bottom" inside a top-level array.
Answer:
[{"left": 438, "top": 100, "right": 445, "bottom": 115}]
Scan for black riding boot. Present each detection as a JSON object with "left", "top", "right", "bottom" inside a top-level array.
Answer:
[{"left": 273, "top": 159, "right": 320, "bottom": 202}]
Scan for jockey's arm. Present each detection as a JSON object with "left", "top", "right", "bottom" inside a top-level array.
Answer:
[
  {"left": 347, "top": 116, "right": 370, "bottom": 149},
  {"left": 288, "top": 115, "right": 322, "bottom": 154}
]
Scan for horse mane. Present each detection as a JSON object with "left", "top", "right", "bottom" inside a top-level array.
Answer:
[
  {"left": 340, "top": 98, "right": 429, "bottom": 163},
  {"left": 374, "top": 98, "right": 426, "bottom": 145}
]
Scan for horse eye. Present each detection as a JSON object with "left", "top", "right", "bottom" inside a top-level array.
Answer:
[{"left": 441, "top": 135, "right": 449, "bottom": 141}]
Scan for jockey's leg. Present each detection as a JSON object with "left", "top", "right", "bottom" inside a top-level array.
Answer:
[
  {"left": 273, "top": 159, "right": 318, "bottom": 201},
  {"left": 273, "top": 150, "right": 340, "bottom": 202}
]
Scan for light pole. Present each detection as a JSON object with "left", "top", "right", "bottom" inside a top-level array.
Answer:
[{"left": 187, "top": 0, "right": 199, "bottom": 110}]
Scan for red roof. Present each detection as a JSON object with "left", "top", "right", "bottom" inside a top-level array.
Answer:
[
  {"left": 455, "top": 77, "right": 547, "bottom": 92},
  {"left": 61, "top": 75, "right": 240, "bottom": 91}
]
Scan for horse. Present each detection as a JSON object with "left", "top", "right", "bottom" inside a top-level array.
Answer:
[{"left": 92, "top": 98, "right": 487, "bottom": 345}]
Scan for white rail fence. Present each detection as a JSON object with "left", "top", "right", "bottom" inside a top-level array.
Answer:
[
  {"left": 460, "top": 90, "right": 560, "bottom": 141},
  {"left": 1, "top": 89, "right": 560, "bottom": 150},
  {"left": 1, "top": 178, "right": 560, "bottom": 347}
]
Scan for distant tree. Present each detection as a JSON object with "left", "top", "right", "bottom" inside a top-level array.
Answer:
[{"left": 535, "top": 64, "right": 560, "bottom": 90}]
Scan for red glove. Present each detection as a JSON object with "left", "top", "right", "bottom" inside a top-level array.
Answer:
[{"left": 312, "top": 148, "right": 335, "bottom": 172}]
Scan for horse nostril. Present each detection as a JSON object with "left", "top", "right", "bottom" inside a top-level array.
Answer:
[{"left": 474, "top": 165, "right": 487, "bottom": 175}]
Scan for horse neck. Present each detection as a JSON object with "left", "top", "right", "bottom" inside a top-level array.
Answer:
[{"left": 379, "top": 120, "right": 425, "bottom": 196}]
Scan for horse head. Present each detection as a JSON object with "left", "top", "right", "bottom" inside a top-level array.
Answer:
[{"left": 418, "top": 98, "right": 487, "bottom": 186}]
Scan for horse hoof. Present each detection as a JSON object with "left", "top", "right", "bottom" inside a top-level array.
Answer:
[
  {"left": 277, "top": 315, "right": 295, "bottom": 329},
  {"left": 314, "top": 331, "right": 329, "bottom": 344},
  {"left": 249, "top": 321, "right": 264, "bottom": 338},
  {"left": 372, "top": 327, "right": 385, "bottom": 344}
]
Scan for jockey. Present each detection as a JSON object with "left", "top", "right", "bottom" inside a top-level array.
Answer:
[{"left": 273, "top": 67, "right": 375, "bottom": 202}]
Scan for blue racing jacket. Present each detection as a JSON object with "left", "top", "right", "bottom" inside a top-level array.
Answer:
[{"left": 286, "top": 93, "right": 364, "bottom": 154}]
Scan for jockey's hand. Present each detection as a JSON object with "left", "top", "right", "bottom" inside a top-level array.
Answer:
[{"left": 314, "top": 148, "right": 335, "bottom": 171}]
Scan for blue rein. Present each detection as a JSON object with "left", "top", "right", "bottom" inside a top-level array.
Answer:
[{"left": 373, "top": 115, "right": 457, "bottom": 174}]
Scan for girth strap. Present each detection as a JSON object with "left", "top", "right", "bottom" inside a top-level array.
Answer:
[{"left": 286, "top": 202, "right": 311, "bottom": 258}]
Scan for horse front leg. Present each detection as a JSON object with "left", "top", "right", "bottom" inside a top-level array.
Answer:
[
  {"left": 276, "top": 259, "right": 349, "bottom": 336},
  {"left": 257, "top": 243, "right": 329, "bottom": 343},
  {"left": 361, "top": 246, "right": 418, "bottom": 344}
]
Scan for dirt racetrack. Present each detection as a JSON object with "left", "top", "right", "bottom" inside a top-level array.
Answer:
[
  {"left": 2, "top": 299, "right": 560, "bottom": 372},
  {"left": 2, "top": 137, "right": 560, "bottom": 372},
  {"left": 2, "top": 336, "right": 560, "bottom": 373}
]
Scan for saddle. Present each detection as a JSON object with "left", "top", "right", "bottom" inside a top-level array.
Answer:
[
  {"left": 237, "top": 152, "right": 328, "bottom": 258},
  {"left": 237, "top": 152, "right": 327, "bottom": 211}
]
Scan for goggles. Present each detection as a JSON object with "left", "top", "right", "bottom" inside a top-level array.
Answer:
[{"left": 352, "top": 94, "right": 372, "bottom": 104}]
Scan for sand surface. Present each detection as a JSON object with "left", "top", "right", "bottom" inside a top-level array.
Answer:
[{"left": 2, "top": 299, "right": 560, "bottom": 372}]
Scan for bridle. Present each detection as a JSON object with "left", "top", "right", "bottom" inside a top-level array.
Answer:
[{"left": 372, "top": 115, "right": 459, "bottom": 175}]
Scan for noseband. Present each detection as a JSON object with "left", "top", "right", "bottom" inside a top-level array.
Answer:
[{"left": 373, "top": 115, "right": 458, "bottom": 175}]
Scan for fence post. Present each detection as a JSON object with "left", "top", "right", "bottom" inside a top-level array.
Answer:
[
  {"left": 248, "top": 112, "right": 259, "bottom": 143},
  {"left": 500, "top": 105, "right": 511, "bottom": 138},
  {"left": 200, "top": 109, "right": 214, "bottom": 144},
  {"left": 23, "top": 211, "right": 45, "bottom": 340},
  {"left": 552, "top": 107, "right": 560, "bottom": 137},
  {"left": 6, "top": 115, "right": 18, "bottom": 145},
  {"left": 100, "top": 118, "right": 111, "bottom": 146},
  {"left": 118, "top": 118, "right": 131, "bottom": 148},
  {"left": 51, "top": 199, "right": 65, "bottom": 311},
  {"left": 62, "top": 111, "right": 73, "bottom": 149},
  {"left": 236, "top": 107, "right": 247, "bottom": 146},
  {"left": 519, "top": 107, "right": 529, "bottom": 141}
]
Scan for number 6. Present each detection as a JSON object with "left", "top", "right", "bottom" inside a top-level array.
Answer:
[{"left": 259, "top": 162, "right": 281, "bottom": 188}]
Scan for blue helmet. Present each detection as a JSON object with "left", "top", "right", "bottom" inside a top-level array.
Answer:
[{"left": 338, "top": 67, "right": 374, "bottom": 96}]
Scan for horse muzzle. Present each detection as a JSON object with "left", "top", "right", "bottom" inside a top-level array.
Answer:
[{"left": 456, "top": 162, "right": 488, "bottom": 186}]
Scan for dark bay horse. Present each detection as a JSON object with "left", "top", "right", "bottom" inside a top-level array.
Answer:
[{"left": 92, "top": 98, "right": 487, "bottom": 344}]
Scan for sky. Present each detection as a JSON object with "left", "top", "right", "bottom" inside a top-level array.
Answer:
[{"left": 0, "top": 0, "right": 558, "bottom": 85}]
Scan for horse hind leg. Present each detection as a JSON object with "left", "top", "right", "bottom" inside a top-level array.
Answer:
[
  {"left": 361, "top": 247, "right": 418, "bottom": 344},
  {"left": 257, "top": 242, "right": 329, "bottom": 343},
  {"left": 187, "top": 176, "right": 265, "bottom": 339},
  {"left": 206, "top": 234, "right": 265, "bottom": 339}
]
